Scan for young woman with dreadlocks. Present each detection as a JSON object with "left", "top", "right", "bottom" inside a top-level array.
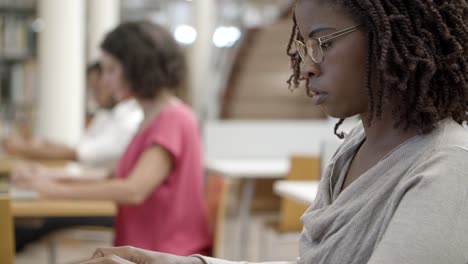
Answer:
[{"left": 82, "top": 0, "right": 468, "bottom": 263}]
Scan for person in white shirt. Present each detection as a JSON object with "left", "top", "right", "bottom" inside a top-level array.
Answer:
[
  {"left": 77, "top": 90, "right": 143, "bottom": 167},
  {"left": 2, "top": 62, "right": 143, "bottom": 167},
  {"left": 13, "top": 63, "right": 143, "bottom": 252}
]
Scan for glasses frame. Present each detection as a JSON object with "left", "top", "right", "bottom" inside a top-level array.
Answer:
[{"left": 294, "top": 25, "right": 360, "bottom": 64}]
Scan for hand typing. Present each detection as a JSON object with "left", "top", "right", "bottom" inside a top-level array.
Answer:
[{"left": 79, "top": 246, "right": 205, "bottom": 264}]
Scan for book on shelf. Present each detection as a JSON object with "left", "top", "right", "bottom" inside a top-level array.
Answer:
[
  {"left": 0, "top": 60, "right": 36, "bottom": 106},
  {"left": 10, "top": 59, "right": 36, "bottom": 105},
  {"left": 0, "top": 0, "right": 36, "bottom": 139},
  {"left": 0, "top": 0, "right": 36, "bottom": 9},
  {"left": 0, "top": 60, "right": 37, "bottom": 139},
  {"left": 0, "top": 15, "right": 35, "bottom": 58}
]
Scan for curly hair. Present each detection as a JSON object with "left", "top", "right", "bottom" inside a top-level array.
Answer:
[
  {"left": 101, "top": 21, "right": 186, "bottom": 99},
  {"left": 287, "top": 0, "right": 468, "bottom": 138}
]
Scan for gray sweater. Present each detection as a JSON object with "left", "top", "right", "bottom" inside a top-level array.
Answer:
[{"left": 199, "top": 119, "right": 468, "bottom": 264}]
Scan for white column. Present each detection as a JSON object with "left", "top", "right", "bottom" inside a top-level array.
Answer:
[
  {"left": 189, "top": 0, "right": 216, "bottom": 119},
  {"left": 87, "top": 0, "right": 120, "bottom": 62},
  {"left": 36, "top": 0, "right": 85, "bottom": 146}
]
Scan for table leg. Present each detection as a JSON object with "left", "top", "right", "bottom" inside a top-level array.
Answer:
[{"left": 238, "top": 178, "right": 255, "bottom": 260}]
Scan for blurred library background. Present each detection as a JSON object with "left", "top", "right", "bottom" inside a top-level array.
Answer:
[
  {"left": 0, "top": 0, "right": 347, "bottom": 263},
  {"left": 0, "top": 0, "right": 328, "bottom": 143},
  {"left": 0, "top": 0, "right": 36, "bottom": 139}
]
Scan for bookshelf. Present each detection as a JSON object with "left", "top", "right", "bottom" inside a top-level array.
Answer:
[{"left": 0, "top": 0, "right": 37, "bottom": 138}]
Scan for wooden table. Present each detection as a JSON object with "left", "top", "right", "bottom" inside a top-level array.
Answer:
[
  {"left": 12, "top": 199, "right": 116, "bottom": 217},
  {"left": 205, "top": 158, "right": 290, "bottom": 179},
  {"left": 0, "top": 157, "right": 116, "bottom": 218},
  {"left": 273, "top": 180, "right": 319, "bottom": 205},
  {"left": 0, "top": 157, "right": 70, "bottom": 176}
]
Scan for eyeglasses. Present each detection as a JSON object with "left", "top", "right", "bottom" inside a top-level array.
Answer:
[{"left": 294, "top": 25, "right": 359, "bottom": 64}]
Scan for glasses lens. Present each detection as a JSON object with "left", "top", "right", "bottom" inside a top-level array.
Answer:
[
  {"left": 294, "top": 40, "right": 307, "bottom": 62},
  {"left": 307, "top": 39, "right": 324, "bottom": 63}
]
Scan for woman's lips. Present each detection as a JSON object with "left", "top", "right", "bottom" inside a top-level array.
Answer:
[
  {"left": 308, "top": 87, "right": 328, "bottom": 105},
  {"left": 311, "top": 92, "right": 328, "bottom": 105}
]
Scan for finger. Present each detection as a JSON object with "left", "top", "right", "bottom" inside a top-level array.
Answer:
[
  {"left": 92, "top": 247, "right": 126, "bottom": 259},
  {"left": 12, "top": 168, "right": 32, "bottom": 181},
  {"left": 12, "top": 170, "right": 27, "bottom": 182},
  {"left": 13, "top": 163, "right": 43, "bottom": 180},
  {"left": 30, "top": 163, "right": 44, "bottom": 172},
  {"left": 12, "top": 164, "right": 33, "bottom": 177},
  {"left": 91, "top": 247, "right": 137, "bottom": 261},
  {"left": 79, "top": 255, "right": 135, "bottom": 264},
  {"left": 32, "top": 164, "right": 51, "bottom": 178},
  {"left": 13, "top": 180, "right": 32, "bottom": 190},
  {"left": 91, "top": 248, "right": 105, "bottom": 259}
]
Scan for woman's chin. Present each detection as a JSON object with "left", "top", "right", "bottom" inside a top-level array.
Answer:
[{"left": 321, "top": 107, "right": 358, "bottom": 120}]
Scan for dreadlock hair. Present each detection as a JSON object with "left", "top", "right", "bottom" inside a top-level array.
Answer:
[{"left": 286, "top": 0, "right": 468, "bottom": 138}]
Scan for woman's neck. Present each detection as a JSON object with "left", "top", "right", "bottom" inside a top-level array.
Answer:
[
  {"left": 136, "top": 90, "right": 178, "bottom": 129},
  {"left": 360, "top": 109, "right": 419, "bottom": 150},
  {"left": 138, "top": 90, "right": 176, "bottom": 117}
]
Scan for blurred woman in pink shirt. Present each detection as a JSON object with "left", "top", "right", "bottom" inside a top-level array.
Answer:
[{"left": 13, "top": 21, "right": 211, "bottom": 255}]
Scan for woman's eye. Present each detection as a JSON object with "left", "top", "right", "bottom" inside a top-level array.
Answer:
[{"left": 321, "top": 42, "right": 333, "bottom": 49}]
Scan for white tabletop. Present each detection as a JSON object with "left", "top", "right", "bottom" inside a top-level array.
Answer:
[
  {"left": 204, "top": 158, "right": 289, "bottom": 178},
  {"left": 273, "top": 180, "right": 319, "bottom": 205}
]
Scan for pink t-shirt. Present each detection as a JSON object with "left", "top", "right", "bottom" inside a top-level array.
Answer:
[{"left": 114, "top": 102, "right": 211, "bottom": 255}]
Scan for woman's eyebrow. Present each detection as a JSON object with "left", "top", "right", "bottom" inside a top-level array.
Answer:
[{"left": 308, "top": 27, "right": 336, "bottom": 38}]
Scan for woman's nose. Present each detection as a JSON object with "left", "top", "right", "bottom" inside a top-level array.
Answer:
[{"left": 300, "top": 56, "right": 321, "bottom": 80}]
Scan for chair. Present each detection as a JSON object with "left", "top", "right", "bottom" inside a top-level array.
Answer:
[
  {"left": 204, "top": 173, "right": 228, "bottom": 258},
  {"left": 0, "top": 195, "right": 15, "bottom": 264},
  {"left": 277, "top": 155, "right": 320, "bottom": 232},
  {"left": 258, "top": 156, "right": 320, "bottom": 260}
]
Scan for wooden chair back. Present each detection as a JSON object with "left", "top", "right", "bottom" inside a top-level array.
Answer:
[
  {"left": 277, "top": 155, "right": 320, "bottom": 232},
  {"left": 204, "top": 174, "right": 228, "bottom": 257}
]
